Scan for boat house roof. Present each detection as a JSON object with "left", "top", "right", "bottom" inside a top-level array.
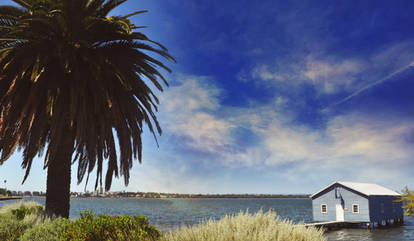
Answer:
[{"left": 311, "top": 181, "right": 401, "bottom": 199}]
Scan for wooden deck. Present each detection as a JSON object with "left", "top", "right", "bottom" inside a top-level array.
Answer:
[
  {"left": 304, "top": 221, "right": 366, "bottom": 229},
  {"left": 304, "top": 218, "right": 405, "bottom": 230}
]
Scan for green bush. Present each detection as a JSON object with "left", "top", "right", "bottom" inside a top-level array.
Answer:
[
  {"left": 0, "top": 201, "right": 44, "bottom": 215},
  {"left": 11, "top": 205, "right": 44, "bottom": 220},
  {"left": 20, "top": 218, "right": 69, "bottom": 241},
  {"left": 63, "top": 209, "right": 161, "bottom": 241},
  {"left": 398, "top": 186, "right": 414, "bottom": 218},
  {"left": 0, "top": 201, "right": 46, "bottom": 241},
  {"left": 0, "top": 202, "right": 161, "bottom": 241}
]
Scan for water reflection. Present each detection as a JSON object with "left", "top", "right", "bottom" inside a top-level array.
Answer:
[{"left": 325, "top": 219, "right": 414, "bottom": 241}]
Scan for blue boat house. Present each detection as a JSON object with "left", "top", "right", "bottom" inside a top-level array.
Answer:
[{"left": 311, "top": 181, "right": 404, "bottom": 228}]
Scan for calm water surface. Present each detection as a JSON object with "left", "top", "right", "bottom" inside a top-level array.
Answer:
[{"left": 1, "top": 197, "right": 413, "bottom": 240}]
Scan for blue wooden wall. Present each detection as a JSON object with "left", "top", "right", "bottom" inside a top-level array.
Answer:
[
  {"left": 312, "top": 184, "right": 369, "bottom": 222},
  {"left": 368, "top": 196, "right": 404, "bottom": 223}
]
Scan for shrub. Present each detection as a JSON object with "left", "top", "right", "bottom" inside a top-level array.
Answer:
[
  {"left": 0, "top": 201, "right": 43, "bottom": 215},
  {"left": 0, "top": 213, "right": 30, "bottom": 241},
  {"left": 0, "top": 202, "right": 161, "bottom": 241},
  {"left": 11, "top": 205, "right": 44, "bottom": 220},
  {"left": 20, "top": 218, "right": 69, "bottom": 241},
  {"left": 398, "top": 186, "right": 414, "bottom": 218},
  {"left": 163, "top": 210, "right": 326, "bottom": 241},
  {"left": 0, "top": 201, "right": 46, "bottom": 241},
  {"left": 63, "top": 209, "right": 161, "bottom": 241}
]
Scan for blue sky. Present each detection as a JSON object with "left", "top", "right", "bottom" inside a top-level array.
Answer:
[{"left": 1, "top": 0, "right": 414, "bottom": 194}]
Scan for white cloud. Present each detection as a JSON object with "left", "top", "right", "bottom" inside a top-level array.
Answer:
[
  {"left": 249, "top": 41, "right": 414, "bottom": 96},
  {"left": 252, "top": 64, "right": 289, "bottom": 82},
  {"left": 303, "top": 56, "right": 365, "bottom": 93},
  {"left": 250, "top": 55, "right": 366, "bottom": 94},
  {"left": 260, "top": 113, "right": 414, "bottom": 168},
  {"left": 109, "top": 72, "right": 414, "bottom": 193},
  {"left": 326, "top": 115, "right": 414, "bottom": 163},
  {"left": 325, "top": 43, "right": 414, "bottom": 108},
  {"left": 159, "top": 75, "right": 236, "bottom": 155},
  {"left": 159, "top": 75, "right": 414, "bottom": 176},
  {"left": 162, "top": 76, "right": 221, "bottom": 112}
]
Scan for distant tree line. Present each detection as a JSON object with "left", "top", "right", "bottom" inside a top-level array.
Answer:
[
  {"left": 0, "top": 188, "right": 11, "bottom": 196},
  {"left": 75, "top": 191, "right": 311, "bottom": 199}
]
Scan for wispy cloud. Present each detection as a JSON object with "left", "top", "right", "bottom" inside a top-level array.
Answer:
[
  {"left": 159, "top": 74, "right": 414, "bottom": 172},
  {"left": 248, "top": 41, "right": 414, "bottom": 99},
  {"left": 253, "top": 113, "right": 414, "bottom": 169},
  {"left": 325, "top": 61, "right": 414, "bottom": 110},
  {"left": 250, "top": 55, "right": 366, "bottom": 94},
  {"left": 303, "top": 56, "right": 366, "bottom": 94}
]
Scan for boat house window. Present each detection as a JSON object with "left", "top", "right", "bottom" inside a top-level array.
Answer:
[
  {"left": 380, "top": 203, "right": 384, "bottom": 213},
  {"left": 321, "top": 204, "right": 327, "bottom": 213},
  {"left": 352, "top": 204, "right": 359, "bottom": 213}
]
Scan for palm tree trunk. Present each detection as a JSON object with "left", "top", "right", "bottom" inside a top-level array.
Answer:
[{"left": 45, "top": 122, "right": 74, "bottom": 218}]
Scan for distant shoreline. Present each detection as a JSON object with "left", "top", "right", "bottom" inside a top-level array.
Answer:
[
  {"left": 0, "top": 196, "right": 22, "bottom": 201},
  {"left": 15, "top": 193, "right": 312, "bottom": 199},
  {"left": 70, "top": 193, "right": 311, "bottom": 199}
]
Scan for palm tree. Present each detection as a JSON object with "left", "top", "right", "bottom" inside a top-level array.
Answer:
[{"left": 0, "top": 0, "right": 174, "bottom": 218}]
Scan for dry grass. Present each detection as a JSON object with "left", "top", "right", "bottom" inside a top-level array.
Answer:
[
  {"left": 0, "top": 200, "right": 54, "bottom": 225},
  {"left": 0, "top": 201, "right": 42, "bottom": 214},
  {"left": 163, "top": 210, "right": 326, "bottom": 241}
]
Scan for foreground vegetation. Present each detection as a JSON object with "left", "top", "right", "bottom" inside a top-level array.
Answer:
[
  {"left": 0, "top": 201, "right": 159, "bottom": 241},
  {"left": 163, "top": 210, "right": 326, "bottom": 241},
  {"left": 0, "top": 201, "right": 325, "bottom": 241}
]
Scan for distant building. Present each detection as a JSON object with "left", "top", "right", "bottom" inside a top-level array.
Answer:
[
  {"left": 23, "top": 191, "right": 32, "bottom": 196},
  {"left": 311, "top": 181, "right": 404, "bottom": 228}
]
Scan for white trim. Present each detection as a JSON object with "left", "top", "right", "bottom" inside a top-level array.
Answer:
[
  {"left": 352, "top": 204, "right": 359, "bottom": 213},
  {"left": 311, "top": 181, "right": 337, "bottom": 198},
  {"left": 311, "top": 181, "right": 401, "bottom": 198},
  {"left": 321, "top": 204, "right": 327, "bottom": 213}
]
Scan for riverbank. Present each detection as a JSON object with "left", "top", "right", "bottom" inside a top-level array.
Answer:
[
  {"left": 72, "top": 192, "right": 311, "bottom": 199},
  {"left": 0, "top": 196, "right": 22, "bottom": 201}
]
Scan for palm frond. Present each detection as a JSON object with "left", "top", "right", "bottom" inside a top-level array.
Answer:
[
  {"left": 11, "top": 0, "right": 31, "bottom": 9},
  {"left": 0, "top": 5, "right": 26, "bottom": 16},
  {"left": 98, "top": 0, "right": 127, "bottom": 17},
  {"left": 122, "top": 10, "right": 147, "bottom": 19}
]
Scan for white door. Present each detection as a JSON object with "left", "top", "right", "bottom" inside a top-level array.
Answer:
[{"left": 336, "top": 204, "right": 344, "bottom": 221}]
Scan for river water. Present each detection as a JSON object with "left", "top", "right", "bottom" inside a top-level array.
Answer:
[{"left": 1, "top": 197, "right": 413, "bottom": 240}]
